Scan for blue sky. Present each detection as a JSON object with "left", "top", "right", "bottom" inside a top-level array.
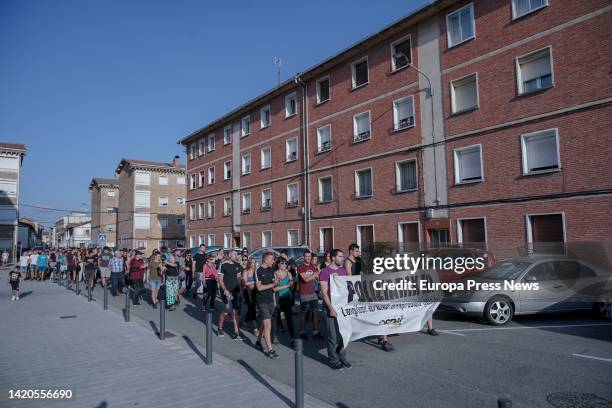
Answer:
[{"left": 0, "top": 0, "right": 427, "bottom": 227}]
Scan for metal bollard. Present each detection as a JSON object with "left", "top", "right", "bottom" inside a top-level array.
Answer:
[
  {"left": 124, "top": 287, "right": 130, "bottom": 322},
  {"left": 104, "top": 284, "right": 109, "bottom": 310},
  {"left": 498, "top": 398, "right": 512, "bottom": 408},
  {"left": 76, "top": 275, "right": 80, "bottom": 295},
  {"left": 294, "top": 339, "right": 304, "bottom": 408},
  {"left": 87, "top": 285, "right": 92, "bottom": 302},
  {"left": 159, "top": 300, "right": 166, "bottom": 340},
  {"left": 205, "top": 310, "right": 213, "bottom": 365}
]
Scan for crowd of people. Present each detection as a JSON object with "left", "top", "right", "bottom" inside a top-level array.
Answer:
[{"left": 7, "top": 243, "right": 438, "bottom": 370}]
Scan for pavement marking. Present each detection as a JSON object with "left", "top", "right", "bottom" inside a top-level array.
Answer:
[
  {"left": 438, "top": 330, "right": 466, "bottom": 336},
  {"left": 440, "top": 323, "right": 612, "bottom": 333},
  {"left": 572, "top": 353, "right": 612, "bottom": 362}
]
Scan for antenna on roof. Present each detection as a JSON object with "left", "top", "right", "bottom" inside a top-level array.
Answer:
[{"left": 274, "top": 57, "right": 282, "bottom": 86}]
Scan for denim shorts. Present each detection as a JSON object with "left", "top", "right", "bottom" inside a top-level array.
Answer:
[{"left": 149, "top": 279, "right": 161, "bottom": 289}]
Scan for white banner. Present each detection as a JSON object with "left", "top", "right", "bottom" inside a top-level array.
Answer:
[{"left": 330, "top": 271, "right": 440, "bottom": 345}]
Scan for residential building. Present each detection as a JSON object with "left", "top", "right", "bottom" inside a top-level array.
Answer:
[
  {"left": 115, "top": 156, "right": 186, "bottom": 254},
  {"left": 89, "top": 177, "right": 119, "bottom": 247},
  {"left": 180, "top": 0, "right": 612, "bottom": 257},
  {"left": 0, "top": 142, "right": 26, "bottom": 261},
  {"left": 18, "top": 218, "right": 43, "bottom": 251},
  {"left": 52, "top": 212, "right": 91, "bottom": 248},
  {"left": 66, "top": 221, "right": 91, "bottom": 248}
]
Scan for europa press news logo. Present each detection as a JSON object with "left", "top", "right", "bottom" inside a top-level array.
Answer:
[{"left": 378, "top": 315, "right": 404, "bottom": 327}]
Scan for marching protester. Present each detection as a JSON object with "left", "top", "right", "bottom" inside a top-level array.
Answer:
[
  {"left": 272, "top": 257, "right": 296, "bottom": 346},
  {"left": 164, "top": 255, "right": 180, "bottom": 310},
  {"left": 1, "top": 249, "right": 8, "bottom": 266},
  {"left": 320, "top": 248, "right": 351, "bottom": 370},
  {"left": 202, "top": 254, "right": 218, "bottom": 310},
  {"left": 98, "top": 247, "right": 113, "bottom": 288},
  {"left": 297, "top": 250, "right": 322, "bottom": 340},
  {"left": 66, "top": 249, "right": 77, "bottom": 285},
  {"left": 217, "top": 249, "right": 245, "bottom": 340},
  {"left": 29, "top": 250, "right": 39, "bottom": 280},
  {"left": 9, "top": 265, "right": 22, "bottom": 301},
  {"left": 192, "top": 244, "right": 206, "bottom": 299},
  {"left": 109, "top": 250, "right": 125, "bottom": 296},
  {"left": 19, "top": 251, "right": 29, "bottom": 280},
  {"left": 183, "top": 250, "right": 193, "bottom": 294},
  {"left": 241, "top": 259, "right": 258, "bottom": 335},
  {"left": 83, "top": 249, "right": 97, "bottom": 291},
  {"left": 147, "top": 251, "right": 164, "bottom": 309},
  {"left": 38, "top": 250, "right": 48, "bottom": 280},
  {"left": 255, "top": 252, "right": 278, "bottom": 359},
  {"left": 128, "top": 251, "right": 146, "bottom": 305}
]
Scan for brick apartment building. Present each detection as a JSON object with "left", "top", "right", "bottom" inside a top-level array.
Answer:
[
  {"left": 179, "top": 0, "right": 612, "bottom": 256},
  {"left": 115, "top": 157, "right": 186, "bottom": 254},
  {"left": 0, "top": 142, "right": 26, "bottom": 261},
  {"left": 89, "top": 177, "right": 119, "bottom": 248}
]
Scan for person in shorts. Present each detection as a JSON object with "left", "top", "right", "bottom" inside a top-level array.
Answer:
[
  {"left": 29, "top": 250, "right": 39, "bottom": 280},
  {"left": 218, "top": 250, "right": 245, "bottom": 340},
  {"left": 19, "top": 251, "right": 29, "bottom": 278},
  {"left": 255, "top": 252, "right": 279, "bottom": 358},
  {"left": 37, "top": 251, "right": 49, "bottom": 280},
  {"left": 297, "top": 250, "right": 323, "bottom": 340},
  {"left": 9, "top": 266, "right": 22, "bottom": 301},
  {"left": 98, "top": 247, "right": 113, "bottom": 287},
  {"left": 147, "top": 251, "right": 164, "bottom": 309},
  {"left": 83, "top": 249, "right": 97, "bottom": 290}
]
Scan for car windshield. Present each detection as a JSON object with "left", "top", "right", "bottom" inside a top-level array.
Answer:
[{"left": 480, "top": 261, "right": 530, "bottom": 280}]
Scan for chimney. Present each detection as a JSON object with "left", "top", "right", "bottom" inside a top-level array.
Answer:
[{"left": 172, "top": 155, "right": 180, "bottom": 168}]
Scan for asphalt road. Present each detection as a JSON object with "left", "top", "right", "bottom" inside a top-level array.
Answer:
[{"left": 46, "top": 279, "right": 612, "bottom": 407}]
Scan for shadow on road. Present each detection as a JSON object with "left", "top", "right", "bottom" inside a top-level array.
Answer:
[{"left": 237, "top": 359, "right": 294, "bottom": 408}]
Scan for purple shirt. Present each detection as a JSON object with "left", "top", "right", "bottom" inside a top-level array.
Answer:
[{"left": 319, "top": 265, "right": 348, "bottom": 284}]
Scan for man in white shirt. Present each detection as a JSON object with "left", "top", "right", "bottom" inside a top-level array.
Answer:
[
  {"left": 19, "top": 251, "right": 30, "bottom": 279},
  {"left": 30, "top": 251, "right": 39, "bottom": 280}
]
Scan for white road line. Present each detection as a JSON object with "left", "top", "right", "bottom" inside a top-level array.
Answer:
[
  {"left": 441, "top": 323, "right": 612, "bottom": 333},
  {"left": 572, "top": 353, "right": 612, "bottom": 362},
  {"left": 438, "top": 330, "right": 466, "bottom": 336}
]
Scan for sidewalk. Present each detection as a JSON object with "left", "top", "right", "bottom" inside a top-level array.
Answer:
[{"left": 0, "top": 278, "right": 331, "bottom": 408}]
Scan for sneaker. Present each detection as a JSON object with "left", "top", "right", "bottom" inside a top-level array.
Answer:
[
  {"left": 230, "top": 332, "right": 238, "bottom": 340},
  {"left": 299, "top": 332, "right": 308, "bottom": 340},
  {"left": 313, "top": 331, "right": 324, "bottom": 340},
  {"left": 152, "top": 303, "right": 158, "bottom": 309},
  {"left": 237, "top": 332, "right": 247, "bottom": 341},
  {"left": 255, "top": 340, "right": 263, "bottom": 350},
  {"left": 329, "top": 360, "right": 344, "bottom": 371},
  {"left": 11, "top": 295, "right": 15, "bottom": 301},
  {"left": 15, "top": 296, "right": 19, "bottom": 301},
  {"left": 340, "top": 358, "right": 352, "bottom": 369},
  {"left": 381, "top": 341, "right": 395, "bottom": 352},
  {"left": 218, "top": 329, "right": 225, "bottom": 338},
  {"left": 427, "top": 328, "right": 439, "bottom": 336},
  {"left": 266, "top": 349, "right": 279, "bottom": 359}
]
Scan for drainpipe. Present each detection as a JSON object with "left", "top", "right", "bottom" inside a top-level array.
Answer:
[{"left": 295, "top": 74, "right": 311, "bottom": 248}]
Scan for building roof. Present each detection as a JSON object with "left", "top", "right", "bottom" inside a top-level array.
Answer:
[
  {"left": 0, "top": 141, "right": 26, "bottom": 153},
  {"left": 19, "top": 218, "right": 43, "bottom": 232},
  {"left": 115, "top": 157, "right": 185, "bottom": 175},
  {"left": 178, "top": 0, "right": 454, "bottom": 146},
  {"left": 89, "top": 177, "right": 119, "bottom": 190},
  {"left": 66, "top": 220, "right": 91, "bottom": 230}
]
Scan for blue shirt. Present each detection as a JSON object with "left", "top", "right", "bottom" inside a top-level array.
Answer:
[{"left": 38, "top": 254, "right": 48, "bottom": 267}]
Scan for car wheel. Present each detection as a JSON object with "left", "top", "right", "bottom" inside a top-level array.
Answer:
[
  {"left": 484, "top": 296, "right": 514, "bottom": 326},
  {"left": 594, "top": 293, "right": 612, "bottom": 320}
]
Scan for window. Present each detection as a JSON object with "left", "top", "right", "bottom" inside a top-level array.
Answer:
[
  {"left": 318, "top": 176, "right": 332, "bottom": 203},
  {"left": 175, "top": 240, "right": 184, "bottom": 248},
  {"left": 286, "top": 138, "right": 298, "bottom": 162},
  {"left": 189, "top": 174, "right": 196, "bottom": 190},
  {"left": 189, "top": 236, "right": 195, "bottom": 247},
  {"left": 241, "top": 154, "right": 251, "bottom": 175},
  {"left": 135, "top": 171, "right": 150, "bottom": 186},
  {"left": 288, "top": 230, "right": 299, "bottom": 246},
  {"left": 457, "top": 218, "right": 486, "bottom": 245},
  {"left": 395, "top": 160, "right": 417, "bottom": 192},
  {"left": 285, "top": 92, "right": 297, "bottom": 117},
  {"left": 242, "top": 192, "right": 251, "bottom": 213},
  {"left": 261, "top": 147, "right": 271, "bottom": 169},
  {"left": 0, "top": 181, "right": 17, "bottom": 197},
  {"left": 351, "top": 57, "right": 369, "bottom": 88},
  {"left": 199, "top": 171, "right": 205, "bottom": 187},
  {"left": 316, "top": 125, "right": 332, "bottom": 152},
  {"left": 223, "top": 125, "right": 232, "bottom": 145},
  {"left": 198, "top": 235, "right": 205, "bottom": 245},
  {"left": 189, "top": 143, "right": 197, "bottom": 160},
  {"left": 356, "top": 225, "right": 375, "bottom": 251},
  {"left": 177, "top": 216, "right": 185, "bottom": 226},
  {"left": 517, "top": 47, "right": 553, "bottom": 95},
  {"left": 134, "top": 213, "right": 150, "bottom": 229},
  {"left": 241, "top": 115, "right": 251, "bottom": 137},
  {"left": 262, "top": 231, "right": 272, "bottom": 247},
  {"left": 207, "top": 167, "right": 215, "bottom": 185},
  {"left": 157, "top": 240, "right": 167, "bottom": 250},
  {"left": 446, "top": 3, "right": 475, "bottom": 48},
  {"left": 198, "top": 203, "right": 204, "bottom": 219},
  {"left": 136, "top": 240, "right": 147, "bottom": 249},
  {"left": 454, "top": 145, "right": 483, "bottom": 184},
  {"left": 521, "top": 129, "right": 560, "bottom": 174},
  {"left": 223, "top": 233, "right": 232, "bottom": 249},
  {"left": 398, "top": 222, "right": 420, "bottom": 252},
  {"left": 242, "top": 232, "right": 252, "bottom": 250},
  {"left": 260, "top": 105, "right": 271, "bottom": 128},
  {"left": 223, "top": 197, "right": 232, "bottom": 216},
  {"left": 393, "top": 96, "right": 415, "bottom": 130},
  {"left": 134, "top": 191, "right": 150, "bottom": 208},
  {"left": 353, "top": 111, "right": 371, "bottom": 142},
  {"left": 355, "top": 168, "right": 373, "bottom": 198},
  {"left": 207, "top": 133, "right": 215, "bottom": 152},
  {"left": 158, "top": 216, "right": 168, "bottom": 229},
  {"left": 106, "top": 225, "right": 114, "bottom": 232},
  {"left": 207, "top": 234, "right": 215, "bottom": 246},
  {"left": 158, "top": 175, "right": 168, "bottom": 185},
  {"left": 261, "top": 188, "right": 271, "bottom": 210},
  {"left": 198, "top": 138, "right": 206, "bottom": 156},
  {"left": 189, "top": 205, "right": 196, "bottom": 220},
  {"left": 107, "top": 191, "right": 116, "bottom": 197},
  {"left": 451, "top": 73, "right": 479, "bottom": 113},
  {"left": 316, "top": 76, "right": 330, "bottom": 104},
  {"left": 0, "top": 156, "right": 19, "bottom": 171},
  {"left": 224, "top": 161, "right": 232, "bottom": 180},
  {"left": 158, "top": 196, "right": 169, "bottom": 207},
  {"left": 177, "top": 197, "right": 185, "bottom": 205},
  {"left": 391, "top": 35, "right": 412, "bottom": 71},
  {"left": 286, "top": 183, "right": 298, "bottom": 207},
  {"left": 319, "top": 227, "right": 334, "bottom": 252},
  {"left": 512, "top": 0, "right": 548, "bottom": 19},
  {"left": 177, "top": 175, "right": 185, "bottom": 185},
  {"left": 105, "top": 207, "right": 115, "bottom": 215},
  {"left": 207, "top": 201, "right": 215, "bottom": 218}
]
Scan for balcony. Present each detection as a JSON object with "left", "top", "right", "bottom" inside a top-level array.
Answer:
[
  {"left": 317, "top": 140, "right": 332, "bottom": 153},
  {"left": 285, "top": 200, "right": 299, "bottom": 208},
  {"left": 353, "top": 130, "right": 371, "bottom": 143}
]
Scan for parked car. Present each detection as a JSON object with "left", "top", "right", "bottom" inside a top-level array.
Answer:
[
  {"left": 409, "top": 247, "right": 495, "bottom": 283},
  {"left": 249, "top": 246, "right": 310, "bottom": 265},
  {"left": 440, "top": 256, "right": 612, "bottom": 325},
  {"left": 188, "top": 246, "right": 224, "bottom": 256}
]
